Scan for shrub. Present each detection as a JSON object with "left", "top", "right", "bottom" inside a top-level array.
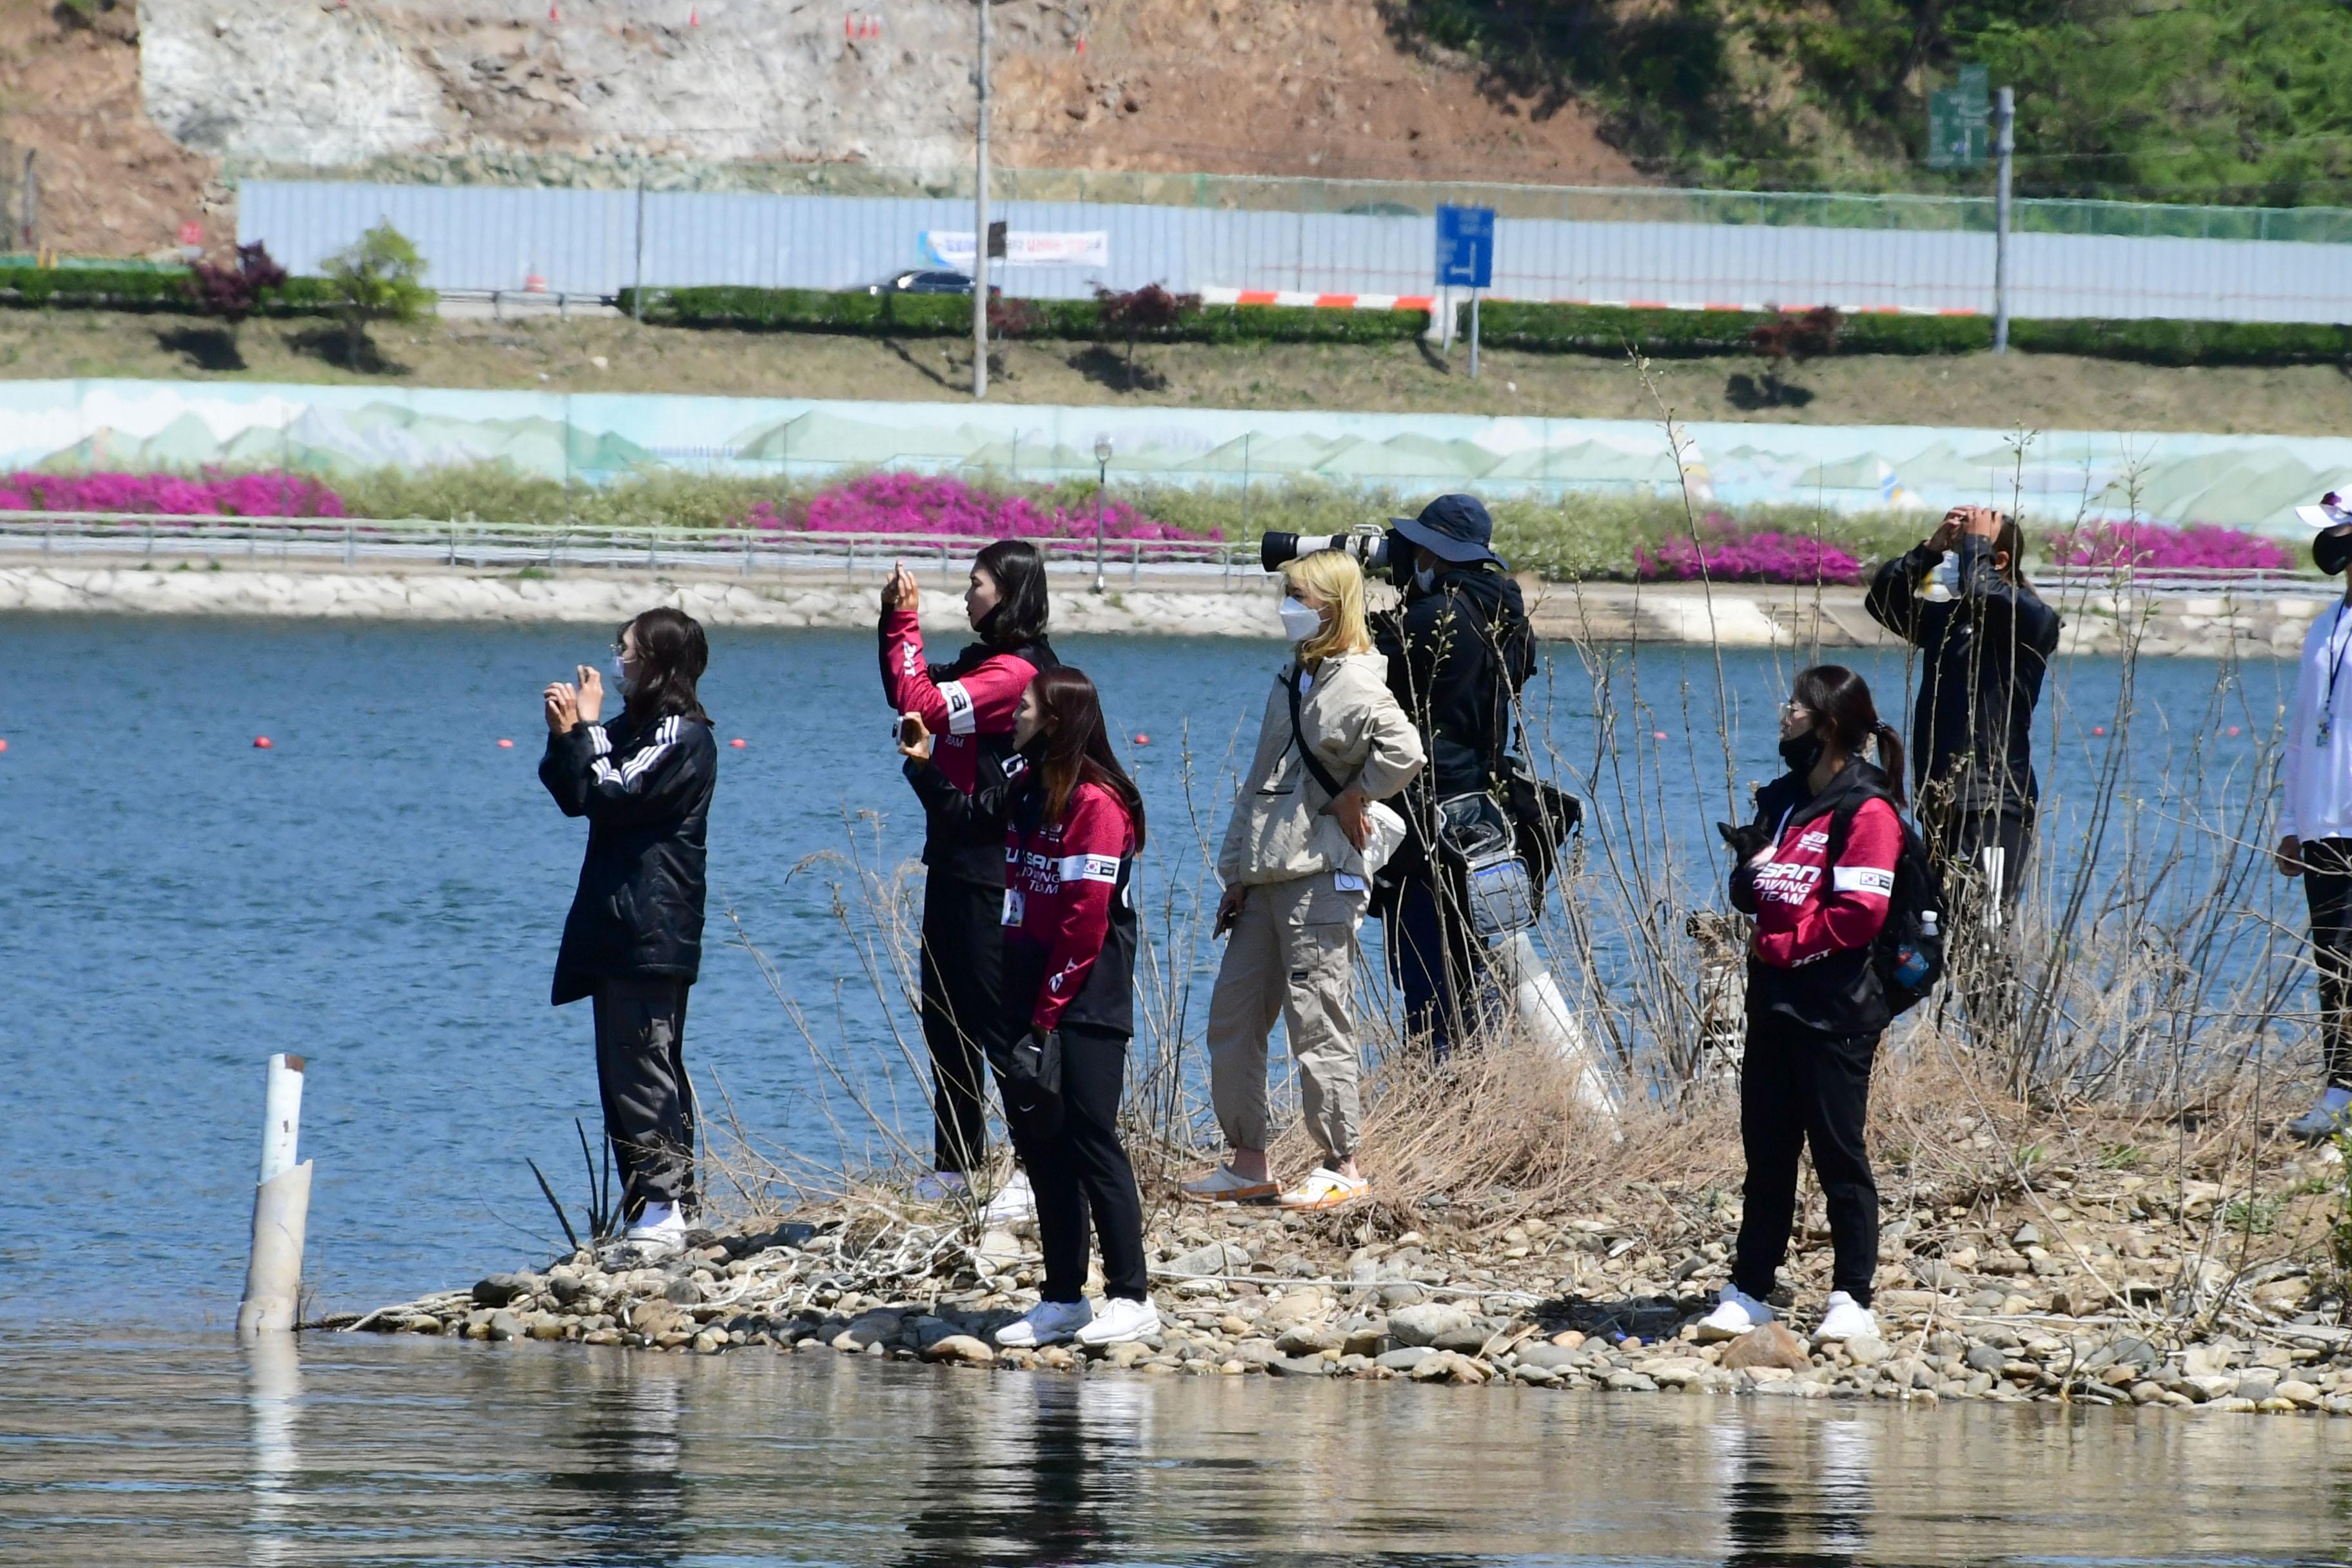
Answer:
[
  {"left": 618, "top": 286, "right": 1428, "bottom": 345},
  {"left": 2046, "top": 520, "right": 2295, "bottom": 571},
  {"left": 0, "top": 469, "right": 346, "bottom": 517},
  {"left": 321, "top": 222, "right": 434, "bottom": 366},
  {"left": 790, "top": 471, "right": 1202, "bottom": 540},
  {"left": 1635, "top": 530, "right": 1865, "bottom": 585},
  {"left": 187, "top": 243, "right": 288, "bottom": 329}
]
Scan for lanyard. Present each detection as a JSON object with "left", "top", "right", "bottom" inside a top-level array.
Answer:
[{"left": 2322, "top": 603, "right": 2352, "bottom": 741}]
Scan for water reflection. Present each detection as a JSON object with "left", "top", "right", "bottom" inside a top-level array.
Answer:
[
  {"left": 7, "top": 1335, "right": 2351, "bottom": 1566},
  {"left": 1716, "top": 1411, "right": 1874, "bottom": 1568},
  {"left": 240, "top": 1332, "right": 300, "bottom": 1568},
  {"left": 904, "top": 1373, "right": 1152, "bottom": 1567},
  {"left": 544, "top": 1356, "right": 687, "bottom": 1567}
]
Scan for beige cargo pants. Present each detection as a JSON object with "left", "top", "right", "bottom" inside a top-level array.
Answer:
[{"left": 1205, "top": 874, "right": 1368, "bottom": 1164}]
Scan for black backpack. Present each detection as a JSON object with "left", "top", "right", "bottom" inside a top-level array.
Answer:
[{"left": 1827, "top": 791, "right": 1946, "bottom": 1017}]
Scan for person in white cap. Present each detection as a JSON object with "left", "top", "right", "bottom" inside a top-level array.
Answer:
[{"left": 2278, "top": 494, "right": 2352, "bottom": 1141}]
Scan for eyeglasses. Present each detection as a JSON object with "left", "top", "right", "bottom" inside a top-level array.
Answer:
[{"left": 1781, "top": 701, "right": 1810, "bottom": 720}]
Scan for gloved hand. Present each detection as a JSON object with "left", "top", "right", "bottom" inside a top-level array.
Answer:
[{"left": 1718, "top": 820, "right": 1772, "bottom": 863}]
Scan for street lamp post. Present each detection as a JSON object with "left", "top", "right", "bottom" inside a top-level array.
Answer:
[{"left": 1092, "top": 435, "right": 1112, "bottom": 593}]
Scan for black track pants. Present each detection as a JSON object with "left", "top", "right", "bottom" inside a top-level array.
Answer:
[
  {"left": 1923, "top": 802, "right": 2033, "bottom": 914},
  {"left": 921, "top": 872, "right": 1006, "bottom": 1173},
  {"left": 2304, "top": 837, "right": 2352, "bottom": 1091},
  {"left": 1732, "top": 1017, "right": 1881, "bottom": 1307},
  {"left": 593, "top": 976, "right": 695, "bottom": 1215},
  {"left": 1004, "top": 1025, "right": 1148, "bottom": 1304}
]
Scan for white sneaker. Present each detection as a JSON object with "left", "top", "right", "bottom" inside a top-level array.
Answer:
[
  {"left": 912, "top": 1170, "right": 970, "bottom": 1202},
  {"left": 1694, "top": 1284, "right": 1774, "bottom": 1342},
  {"left": 1814, "top": 1291, "right": 1880, "bottom": 1342},
  {"left": 995, "top": 1298, "right": 1093, "bottom": 1348},
  {"left": 623, "top": 1200, "right": 689, "bottom": 1257},
  {"left": 1075, "top": 1295, "right": 1161, "bottom": 1347},
  {"left": 982, "top": 1170, "right": 1037, "bottom": 1226}
]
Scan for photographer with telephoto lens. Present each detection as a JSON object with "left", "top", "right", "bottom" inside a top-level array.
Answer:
[
  {"left": 1370, "top": 495, "right": 1538, "bottom": 1061},
  {"left": 2277, "top": 493, "right": 2352, "bottom": 1141}
]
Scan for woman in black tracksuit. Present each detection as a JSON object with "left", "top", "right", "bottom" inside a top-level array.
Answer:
[
  {"left": 879, "top": 540, "right": 1056, "bottom": 1193},
  {"left": 541, "top": 607, "right": 718, "bottom": 1257}
]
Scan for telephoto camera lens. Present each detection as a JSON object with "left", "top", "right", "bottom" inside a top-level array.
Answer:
[{"left": 1259, "top": 529, "right": 1393, "bottom": 573}]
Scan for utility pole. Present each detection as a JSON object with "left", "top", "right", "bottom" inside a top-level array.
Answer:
[
  {"left": 972, "top": 0, "right": 991, "bottom": 400},
  {"left": 1993, "top": 86, "right": 2014, "bottom": 354}
]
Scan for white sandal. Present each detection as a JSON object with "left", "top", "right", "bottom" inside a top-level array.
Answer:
[{"left": 1276, "top": 1167, "right": 1368, "bottom": 1211}]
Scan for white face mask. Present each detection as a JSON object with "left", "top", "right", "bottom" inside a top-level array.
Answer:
[
  {"left": 1278, "top": 596, "right": 1324, "bottom": 644},
  {"left": 1934, "top": 552, "right": 1961, "bottom": 596}
]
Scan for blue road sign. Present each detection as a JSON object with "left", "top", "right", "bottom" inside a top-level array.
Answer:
[{"left": 1435, "top": 204, "right": 1494, "bottom": 289}]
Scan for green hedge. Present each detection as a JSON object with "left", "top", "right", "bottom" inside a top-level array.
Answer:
[
  {"left": 0, "top": 266, "right": 343, "bottom": 316},
  {"left": 1465, "top": 300, "right": 2352, "bottom": 366},
  {"left": 617, "top": 286, "right": 1428, "bottom": 344}
]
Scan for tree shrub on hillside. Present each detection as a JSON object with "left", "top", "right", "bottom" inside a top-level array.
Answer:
[{"left": 320, "top": 223, "right": 433, "bottom": 370}]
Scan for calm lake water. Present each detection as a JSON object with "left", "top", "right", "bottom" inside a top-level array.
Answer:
[
  {"left": 1, "top": 611, "right": 2339, "bottom": 1563},
  {"left": 3, "top": 1331, "right": 2348, "bottom": 1567}
]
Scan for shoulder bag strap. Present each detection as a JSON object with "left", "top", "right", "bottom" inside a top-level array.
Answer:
[{"left": 1286, "top": 664, "right": 1351, "bottom": 802}]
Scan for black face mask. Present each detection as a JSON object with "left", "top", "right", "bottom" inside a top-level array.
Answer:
[
  {"left": 2318, "top": 529, "right": 2352, "bottom": 576},
  {"left": 1779, "top": 732, "right": 1825, "bottom": 774}
]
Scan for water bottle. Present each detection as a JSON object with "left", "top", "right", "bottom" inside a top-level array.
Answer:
[{"left": 1894, "top": 910, "right": 1937, "bottom": 988}]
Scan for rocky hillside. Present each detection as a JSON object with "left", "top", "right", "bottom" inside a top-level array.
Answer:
[{"left": 0, "top": 0, "right": 1636, "bottom": 261}]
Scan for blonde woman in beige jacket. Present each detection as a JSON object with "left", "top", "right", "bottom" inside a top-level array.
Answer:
[{"left": 1183, "top": 550, "right": 1426, "bottom": 1211}]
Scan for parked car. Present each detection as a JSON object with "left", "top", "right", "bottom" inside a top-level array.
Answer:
[{"left": 868, "top": 270, "right": 975, "bottom": 296}]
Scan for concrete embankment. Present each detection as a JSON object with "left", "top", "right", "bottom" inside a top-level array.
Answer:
[{"left": 0, "top": 557, "right": 2328, "bottom": 656}]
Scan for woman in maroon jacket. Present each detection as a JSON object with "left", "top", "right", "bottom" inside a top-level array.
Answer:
[
  {"left": 982, "top": 666, "right": 1159, "bottom": 1351},
  {"left": 1700, "top": 665, "right": 1906, "bottom": 1349},
  {"left": 879, "top": 541, "right": 1055, "bottom": 1205}
]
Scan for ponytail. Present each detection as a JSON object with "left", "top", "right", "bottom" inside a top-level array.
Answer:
[{"left": 1872, "top": 721, "right": 1908, "bottom": 808}]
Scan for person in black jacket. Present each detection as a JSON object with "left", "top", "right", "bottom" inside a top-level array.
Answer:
[
  {"left": 542, "top": 607, "right": 719, "bottom": 1257},
  {"left": 1864, "top": 505, "right": 2061, "bottom": 916},
  {"left": 1371, "top": 493, "right": 1536, "bottom": 1059}
]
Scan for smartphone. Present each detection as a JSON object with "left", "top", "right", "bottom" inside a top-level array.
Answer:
[{"left": 897, "top": 714, "right": 923, "bottom": 749}]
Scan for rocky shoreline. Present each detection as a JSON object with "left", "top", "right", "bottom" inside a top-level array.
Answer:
[{"left": 348, "top": 1144, "right": 2352, "bottom": 1416}]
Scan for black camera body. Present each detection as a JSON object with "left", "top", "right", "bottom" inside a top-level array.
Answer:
[{"left": 1260, "top": 525, "right": 1404, "bottom": 582}]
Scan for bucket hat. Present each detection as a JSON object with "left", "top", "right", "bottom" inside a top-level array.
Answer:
[{"left": 1390, "top": 494, "right": 1505, "bottom": 567}]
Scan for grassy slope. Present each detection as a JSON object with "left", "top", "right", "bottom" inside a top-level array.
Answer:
[
  {"left": 1393, "top": 0, "right": 2352, "bottom": 204},
  {"left": 5, "top": 309, "right": 2352, "bottom": 436}
]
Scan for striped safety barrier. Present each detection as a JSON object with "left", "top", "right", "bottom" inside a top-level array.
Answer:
[{"left": 1199, "top": 286, "right": 1977, "bottom": 317}]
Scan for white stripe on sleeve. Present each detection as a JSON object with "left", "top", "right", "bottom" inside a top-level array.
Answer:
[
  {"left": 1832, "top": 865, "right": 1894, "bottom": 897},
  {"left": 1057, "top": 852, "right": 1122, "bottom": 885},
  {"left": 939, "top": 680, "right": 977, "bottom": 736}
]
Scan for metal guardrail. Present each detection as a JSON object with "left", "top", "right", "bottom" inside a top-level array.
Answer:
[
  {"left": 2037, "top": 568, "right": 2333, "bottom": 600},
  {"left": 0, "top": 513, "right": 2328, "bottom": 598},
  {"left": 0, "top": 511, "right": 1255, "bottom": 587}
]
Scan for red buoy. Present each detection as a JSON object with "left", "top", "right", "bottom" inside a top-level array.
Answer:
[
  {"left": 497, "top": 738, "right": 515, "bottom": 749},
  {"left": 0, "top": 738, "right": 10, "bottom": 752},
  {"left": 1653, "top": 730, "right": 1668, "bottom": 741},
  {"left": 730, "top": 737, "right": 747, "bottom": 749},
  {"left": 253, "top": 736, "right": 273, "bottom": 749},
  {"left": 1132, "top": 733, "right": 1150, "bottom": 746},
  {"left": 2093, "top": 725, "right": 2107, "bottom": 737},
  {"left": 2227, "top": 725, "right": 2242, "bottom": 738}
]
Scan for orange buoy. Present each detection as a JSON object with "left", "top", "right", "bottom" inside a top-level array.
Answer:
[
  {"left": 730, "top": 738, "right": 747, "bottom": 749},
  {"left": 1653, "top": 730, "right": 1667, "bottom": 741},
  {"left": 497, "top": 738, "right": 515, "bottom": 749},
  {"left": 2093, "top": 725, "right": 2107, "bottom": 736},
  {"left": 253, "top": 736, "right": 273, "bottom": 749},
  {"left": 0, "top": 738, "right": 10, "bottom": 752},
  {"left": 2228, "top": 725, "right": 2242, "bottom": 738},
  {"left": 1132, "top": 733, "right": 1150, "bottom": 745}
]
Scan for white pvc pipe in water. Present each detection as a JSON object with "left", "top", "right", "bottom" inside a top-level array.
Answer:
[{"left": 238, "top": 1055, "right": 313, "bottom": 1337}]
